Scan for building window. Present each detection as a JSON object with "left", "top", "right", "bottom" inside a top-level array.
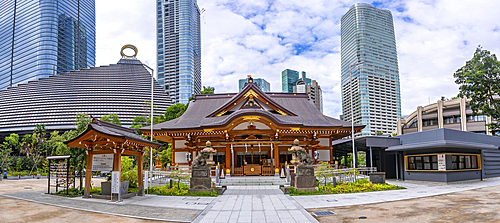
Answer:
[
  {"left": 467, "top": 115, "right": 487, "bottom": 122},
  {"left": 444, "top": 116, "right": 461, "bottom": 124},
  {"left": 451, "top": 155, "right": 478, "bottom": 170},
  {"left": 423, "top": 118, "right": 438, "bottom": 126},
  {"left": 408, "top": 155, "right": 438, "bottom": 170}
]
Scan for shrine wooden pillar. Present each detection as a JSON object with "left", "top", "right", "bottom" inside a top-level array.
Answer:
[
  {"left": 274, "top": 143, "right": 279, "bottom": 170},
  {"left": 225, "top": 144, "right": 231, "bottom": 173},
  {"left": 138, "top": 153, "right": 144, "bottom": 196},
  {"left": 113, "top": 152, "right": 122, "bottom": 179},
  {"left": 84, "top": 151, "right": 93, "bottom": 198}
]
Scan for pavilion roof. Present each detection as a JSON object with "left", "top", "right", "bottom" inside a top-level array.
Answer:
[{"left": 65, "top": 118, "right": 162, "bottom": 148}]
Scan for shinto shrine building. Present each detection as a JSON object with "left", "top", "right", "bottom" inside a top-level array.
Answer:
[{"left": 142, "top": 77, "right": 364, "bottom": 176}]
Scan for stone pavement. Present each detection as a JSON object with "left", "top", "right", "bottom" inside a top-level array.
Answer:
[
  {"left": 293, "top": 177, "right": 500, "bottom": 209},
  {"left": 0, "top": 191, "right": 212, "bottom": 222},
  {"left": 193, "top": 186, "right": 318, "bottom": 223}
]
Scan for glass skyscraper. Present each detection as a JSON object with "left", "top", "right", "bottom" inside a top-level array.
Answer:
[
  {"left": 156, "top": 0, "right": 201, "bottom": 104},
  {"left": 238, "top": 77, "right": 270, "bottom": 92},
  {"left": 0, "top": 0, "right": 95, "bottom": 90},
  {"left": 341, "top": 3, "right": 401, "bottom": 135}
]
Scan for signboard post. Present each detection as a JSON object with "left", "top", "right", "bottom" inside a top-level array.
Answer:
[
  {"left": 111, "top": 171, "right": 121, "bottom": 202},
  {"left": 144, "top": 171, "right": 149, "bottom": 194},
  {"left": 92, "top": 154, "right": 113, "bottom": 172},
  {"left": 438, "top": 154, "right": 446, "bottom": 171}
]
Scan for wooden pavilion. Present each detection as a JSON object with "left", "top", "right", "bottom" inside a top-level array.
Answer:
[
  {"left": 65, "top": 118, "right": 162, "bottom": 197},
  {"left": 141, "top": 77, "right": 364, "bottom": 176}
]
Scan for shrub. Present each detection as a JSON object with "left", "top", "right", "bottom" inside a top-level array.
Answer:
[{"left": 289, "top": 178, "right": 405, "bottom": 196}]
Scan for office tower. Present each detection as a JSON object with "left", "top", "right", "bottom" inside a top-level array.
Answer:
[
  {"left": 0, "top": 0, "right": 96, "bottom": 90},
  {"left": 238, "top": 77, "right": 270, "bottom": 92},
  {"left": 341, "top": 3, "right": 401, "bottom": 135},
  {"left": 156, "top": 0, "right": 201, "bottom": 104},
  {"left": 281, "top": 69, "right": 299, "bottom": 93},
  {"left": 294, "top": 79, "right": 323, "bottom": 113},
  {"left": 282, "top": 69, "right": 323, "bottom": 112}
]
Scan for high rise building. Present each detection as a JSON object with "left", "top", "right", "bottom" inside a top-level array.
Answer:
[
  {"left": 281, "top": 69, "right": 299, "bottom": 93},
  {"left": 294, "top": 79, "right": 323, "bottom": 113},
  {"left": 0, "top": 0, "right": 96, "bottom": 90},
  {"left": 282, "top": 69, "right": 323, "bottom": 112},
  {"left": 156, "top": 0, "right": 201, "bottom": 104},
  {"left": 238, "top": 77, "right": 270, "bottom": 92},
  {"left": 341, "top": 3, "right": 401, "bottom": 136}
]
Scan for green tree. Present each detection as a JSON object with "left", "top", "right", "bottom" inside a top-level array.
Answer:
[
  {"left": 158, "top": 144, "right": 173, "bottom": 166},
  {"left": 19, "top": 124, "right": 48, "bottom": 174},
  {"left": 164, "top": 103, "right": 188, "bottom": 121},
  {"left": 375, "top": 131, "right": 383, "bottom": 135},
  {"left": 75, "top": 114, "right": 92, "bottom": 133},
  {"left": 1, "top": 133, "right": 20, "bottom": 171},
  {"left": 315, "top": 162, "right": 334, "bottom": 186},
  {"left": 454, "top": 46, "right": 500, "bottom": 132},
  {"left": 101, "top": 114, "right": 121, "bottom": 126},
  {"left": 168, "top": 169, "right": 189, "bottom": 189},
  {"left": 70, "top": 114, "right": 93, "bottom": 189},
  {"left": 131, "top": 116, "right": 148, "bottom": 130},
  {"left": 200, "top": 86, "right": 215, "bottom": 94}
]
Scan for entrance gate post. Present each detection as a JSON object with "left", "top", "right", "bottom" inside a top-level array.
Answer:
[
  {"left": 138, "top": 153, "right": 144, "bottom": 195},
  {"left": 84, "top": 152, "right": 93, "bottom": 198}
]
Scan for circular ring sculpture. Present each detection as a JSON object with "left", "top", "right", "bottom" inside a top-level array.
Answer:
[{"left": 120, "top": 44, "right": 138, "bottom": 58}]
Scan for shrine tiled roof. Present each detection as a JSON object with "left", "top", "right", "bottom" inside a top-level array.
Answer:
[{"left": 143, "top": 81, "right": 363, "bottom": 132}]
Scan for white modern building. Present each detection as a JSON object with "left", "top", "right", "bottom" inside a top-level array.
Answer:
[
  {"left": 156, "top": 0, "right": 201, "bottom": 104},
  {"left": 341, "top": 3, "right": 401, "bottom": 136}
]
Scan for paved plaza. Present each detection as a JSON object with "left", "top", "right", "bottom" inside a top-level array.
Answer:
[
  {"left": 193, "top": 186, "right": 318, "bottom": 223},
  {"left": 2, "top": 177, "right": 500, "bottom": 222}
]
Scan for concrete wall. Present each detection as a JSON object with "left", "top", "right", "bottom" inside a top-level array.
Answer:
[
  {"left": 482, "top": 149, "right": 500, "bottom": 179},
  {"left": 404, "top": 170, "right": 481, "bottom": 182}
]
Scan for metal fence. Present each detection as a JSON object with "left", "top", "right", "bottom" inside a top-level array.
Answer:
[{"left": 314, "top": 165, "right": 377, "bottom": 184}]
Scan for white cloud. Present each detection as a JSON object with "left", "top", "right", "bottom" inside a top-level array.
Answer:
[{"left": 96, "top": 0, "right": 500, "bottom": 121}]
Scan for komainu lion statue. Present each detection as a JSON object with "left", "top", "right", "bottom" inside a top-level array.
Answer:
[
  {"left": 296, "top": 148, "right": 315, "bottom": 166},
  {"left": 191, "top": 150, "right": 211, "bottom": 169}
]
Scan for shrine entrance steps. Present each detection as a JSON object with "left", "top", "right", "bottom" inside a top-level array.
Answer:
[{"left": 218, "top": 176, "right": 289, "bottom": 186}]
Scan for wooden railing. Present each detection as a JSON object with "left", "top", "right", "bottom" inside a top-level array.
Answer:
[
  {"left": 262, "top": 166, "right": 274, "bottom": 176},
  {"left": 233, "top": 167, "right": 243, "bottom": 176}
]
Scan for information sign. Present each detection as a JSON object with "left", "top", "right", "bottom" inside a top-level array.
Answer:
[
  {"left": 144, "top": 171, "right": 149, "bottom": 188},
  {"left": 92, "top": 154, "right": 113, "bottom": 171},
  {"left": 438, "top": 154, "right": 446, "bottom": 171},
  {"left": 111, "top": 171, "right": 120, "bottom": 194}
]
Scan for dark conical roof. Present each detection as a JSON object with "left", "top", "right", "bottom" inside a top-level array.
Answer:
[{"left": 0, "top": 58, "right": 173, "bottom": 135}]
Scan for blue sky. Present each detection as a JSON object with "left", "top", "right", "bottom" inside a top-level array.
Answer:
[{"left": 96, "top": 0, "right": 500, "bottom": 119}]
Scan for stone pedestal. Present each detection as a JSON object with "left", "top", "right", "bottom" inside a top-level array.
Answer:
[
  {"left": 369, "top": 172, "right": 386, "bottom": 184},
  {"left": 294, "top": 166, "right": 316, "bottom": 191},
  {"left": 101, "top": 181, "right": 129, "bottom": 195},
  {"left": 189, "top": 168, "right": 213, "bottom": 193}
]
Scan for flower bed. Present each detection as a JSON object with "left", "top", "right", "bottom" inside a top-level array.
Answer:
[{"left": 289, "top": 178, "right": 405, "bottom": 196}]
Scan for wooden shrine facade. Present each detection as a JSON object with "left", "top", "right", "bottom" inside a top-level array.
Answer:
[
  {"left": 65, "top": 118, "right": 162, "bottom": 197},
  {"left": 142, "top": 77, "right": 364, "bottom": 176}
]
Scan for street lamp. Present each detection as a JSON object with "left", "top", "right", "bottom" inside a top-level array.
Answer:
[
  {"left": 142, "top": 63, "right": 154, "bottom": 185},
  {"left": 348, "top": 61, "right": 365, "bottom": 169}
]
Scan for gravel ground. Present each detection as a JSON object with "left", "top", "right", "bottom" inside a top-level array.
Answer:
[{"left": 309, "top": 185, "right": 500, "bottom": 223}]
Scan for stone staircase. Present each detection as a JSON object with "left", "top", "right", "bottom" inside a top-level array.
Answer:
[{"left": 217, "top": 176, "right": 289, "bottom": 186}]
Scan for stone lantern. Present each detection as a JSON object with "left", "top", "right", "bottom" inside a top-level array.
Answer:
[
  {"left": 288, "top": 139, "right": 301, "bottom": 166},
  {"left": 203, "top": 141, "right": 216, "bottom": 167}
]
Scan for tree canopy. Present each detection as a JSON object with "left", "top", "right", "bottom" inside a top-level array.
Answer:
[
  {"left": 454, "top": 46, "right": 500, "bottom": 132},
  {"left": 200, "top": 86, "right": 215, "bottom": 94},
  {"left": 101, "top": 114, "right": 121, "bottom": 126}
]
